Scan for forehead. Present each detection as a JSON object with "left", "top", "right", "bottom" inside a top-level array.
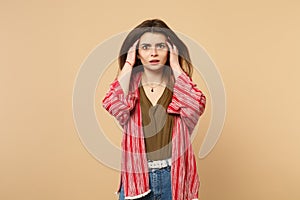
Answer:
[{"left": 139, "top": 32, "right": 167, "bottom": 43}]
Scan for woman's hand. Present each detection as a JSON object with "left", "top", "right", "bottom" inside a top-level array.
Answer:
[
  {"left": 118, "top": 39, "right": 139, "bottom": 95},
  {"left": 166, "top": 40, "right": 184, "bottom": 78},
  {"left": 125, "top": 39, "right": 139, "bottom": 67}
]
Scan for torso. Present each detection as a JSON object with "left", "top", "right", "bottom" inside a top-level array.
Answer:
[{"left": 139, "top": 84, "right": 174, "bottom": 161}]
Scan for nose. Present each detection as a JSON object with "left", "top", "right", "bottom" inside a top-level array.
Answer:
[{"left": 150, "top": 47, "right": 158, "bottom": 57}]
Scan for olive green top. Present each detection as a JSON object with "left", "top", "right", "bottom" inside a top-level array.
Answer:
[{"left": 139, "top": 85, "right": 174, "bottom": 161}]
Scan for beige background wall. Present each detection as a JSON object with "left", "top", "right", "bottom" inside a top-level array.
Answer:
[{"left": 1, "top": 0, "right": 300, "bottom": 199}]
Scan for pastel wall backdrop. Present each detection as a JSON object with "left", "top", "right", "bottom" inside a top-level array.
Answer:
[{"left": 1, "top": 0, "right": 299, "bottom": 200}]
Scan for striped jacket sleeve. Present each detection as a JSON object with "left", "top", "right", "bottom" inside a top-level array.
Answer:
[
  {"left": 102, "top": 79, "right": 137, "bottom": 126},
  {"left": 167, "top": 72, "right": 206, "bottom": 133}
]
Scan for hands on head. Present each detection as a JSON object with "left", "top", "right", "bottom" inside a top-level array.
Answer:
[
  {"left": 125, "top": 39, "right": 140, "bottom": 67},
  {"left": 125, "top": 37, "right": 182, "bottom": 73}
]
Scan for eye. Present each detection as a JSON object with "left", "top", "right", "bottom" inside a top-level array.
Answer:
[
  {"left": 157, "top": 43, "right": 166, "bottom": 49},
  {"left": 141, "top": 45, "right": 150, "bottom": 50}
]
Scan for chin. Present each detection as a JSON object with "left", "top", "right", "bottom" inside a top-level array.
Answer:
[{"left": 144, "top": 64, "right": 166, "bottom": 71}]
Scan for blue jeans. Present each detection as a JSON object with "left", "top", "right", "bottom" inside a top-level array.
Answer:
[{"left": 119, "top": 166, "right": 172, "bottom": 200}]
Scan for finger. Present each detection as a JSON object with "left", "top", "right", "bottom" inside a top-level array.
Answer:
[
  {"left": 128, "top": 39, "right": 140, "bottom": 54},
  {"left": 128, "top": 47, "right": 135, "bottom": 55},
  {"left": 173, "top": 44, "right": 178, "bottom": 55},
  {"left": 166, "top": 41, "right": 173, "bottom": 53},
  {"left": 131, "top": 39, "right": 140, "bottom": 50}
]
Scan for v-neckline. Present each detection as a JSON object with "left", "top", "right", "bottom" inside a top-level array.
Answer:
[{"left": 140, "top": 85, "right": 167, "bottom": 107}]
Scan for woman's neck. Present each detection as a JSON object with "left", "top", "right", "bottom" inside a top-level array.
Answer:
[{"left": 142, "top": 68, "right": 164, "bottom": 84}]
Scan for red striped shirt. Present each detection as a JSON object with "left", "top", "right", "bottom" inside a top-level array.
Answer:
[{"left": 102, "top": 71, "right": 206, "bottom": 200}]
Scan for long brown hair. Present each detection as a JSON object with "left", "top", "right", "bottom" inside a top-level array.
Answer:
[{"left": 118, "top": 19, "right": 194, "bottom": 77}]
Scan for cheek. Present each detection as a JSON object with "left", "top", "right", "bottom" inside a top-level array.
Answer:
[
  {"left": 162, "top": 51, "right": 169, "bottom": 61},
  {"left": 138, "top": 50, "right": 148, "bottom": 60}
]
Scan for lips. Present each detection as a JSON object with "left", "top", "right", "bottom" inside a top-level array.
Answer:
[{"left": 149, "top": 59, "right": 160, "bottom": 64}]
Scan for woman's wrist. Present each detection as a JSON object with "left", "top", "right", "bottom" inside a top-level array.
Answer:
[
  {"left": 172, "top": 64, "right": 184, "bottom": 79},
  {"left": 118, "top": 64, "right": 132, "bottom": 77},
  {"left": 125, "top": 60, "right": 133, "bottom": 66}
]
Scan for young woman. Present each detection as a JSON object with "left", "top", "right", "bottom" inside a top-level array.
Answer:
[{"left": 102, "top": 19, "right": 206, "bottom": 200}]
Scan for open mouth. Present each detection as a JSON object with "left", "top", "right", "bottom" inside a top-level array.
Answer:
[{"left": 149, "top": 59, "right": 160, "bottom": 64}]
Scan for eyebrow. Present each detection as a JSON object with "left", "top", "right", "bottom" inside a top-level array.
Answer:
[{"left": 140, "top": 42, "right": 166, "bottom": 46}]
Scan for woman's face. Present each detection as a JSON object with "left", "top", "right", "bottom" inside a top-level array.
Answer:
[{"left": 137, "top": 32, "right": 169, "bottom": 72}]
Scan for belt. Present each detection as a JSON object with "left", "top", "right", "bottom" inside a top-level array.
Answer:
[{"left": 148, "top": 158, "right": 172, "bottom": 169}]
